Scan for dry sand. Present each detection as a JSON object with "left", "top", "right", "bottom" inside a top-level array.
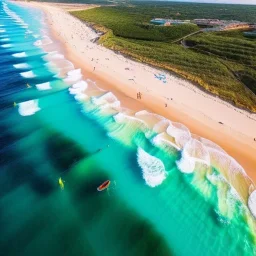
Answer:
[{"left": 17, "top": 2, "right": 256, "bottom": 183}]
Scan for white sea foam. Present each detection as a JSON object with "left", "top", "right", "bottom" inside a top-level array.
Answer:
[
  {"left": 36, "top": 82, "right": 51, "bottom": 91},
  {"left": 34, "top": 37, "right": 52, "bottom": 47},
  {"left": 153, "top": 119, "right": 171, "bottom": 134},
  {"left": 177, "top": 139, "right": 210, "bottom": 174},
  {"left": 114, "top": 113, "right": 150, "bottom": 135},
  {"left": 74, "top": 93, "right": 88, "bottom": 101},
  {"left": 199, "top": 137, "right": 226, "bottom": 154},
  {"left": 20, "top": 70, "right": 36, "bottom": 78},
  {"left": 0, "top": 29, "right": 6, "bottom": 33},
  {"left": 0, "top": 38, "right": 9, "bottom": 41},
  {"left": 47, "top": 52, "right": 64, "bottom": 60},
  {"left": 166, "top": 122, "right": 191, "bottom": 149},
  {"left": 18, "top": 100, "right": 40, "bottom": 116},
  {"left": 1, "top": 43, "right": 12, "bottom": 48},
  {"left": 91, "top": 92, "right": 120, "bottom": 110},
  {"left": 34, "top": 40, "right": 42, "bottom": 46},
  {"left": 152, "top": 133, "right": 180, "bottom": 151},
  {"left": 208, "top": 148, "right": 246, "bottom": 177},
  {"left": 69, "top": 80, "right": 87, "bottom": 95},
  {"left": 135, "top": 110, "right": 164, "bottom": 126},
  {"left": 137, "top": 147, "right": 167, "bottom": 187},
  {"left": 13, "top": 63, "right": 30, "bottom": 69},
  {"left": 64, "top": 69, "right": 82, "bottom": 83},
  {"left": 248, "top": 190, "right": 256, "bottom": 218},
  {"left": 12, "top": 52, "right": 26, "bottom": 58}
]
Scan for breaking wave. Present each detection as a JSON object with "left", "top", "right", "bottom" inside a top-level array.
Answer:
[
  {"left": 0, "top": 37, "right": 9, "bottom": 41},
  {"left": 1, "top": 43, "right": 12, "bottom": 48},
  {"left": 36, "top": 82, "right": 51, "bottom": 91},
  {"left": 20, "top": 70, "right": 36, "bottom": 78},
  {"left": 34, "top": 36, "right": 52, "bottom": 47},
  {"left": 64, "top": 69, "right": 82, "bottom": 84},
  {"left": 12, "top": 52, "right": 27, "bottom": 58},
  {"left": 91, "top": 92, "right": 120, "bottom": 110},
  {"left": 167, "top": 122, "right": 191, "bottom": 148},
  {"left": 45, "top": 51, "right": 64, "bottom": 60},
  {"left": 13, "top": 63, "right": 30, "bottom": 69},
  {"left": 152, "top": 133, "right": 180, "bottom": 152},
  {"left": 137, "top": 147, "right": 167, "bottom": 187},
  {"left": 177, "top": 139, "right": 210, "bottom": 174},
  {"left": 248, "top": 191, "right": 256, "bottom": 218},
  {"left": 18, "top": 100, "right": 40, "bottom": 116}
]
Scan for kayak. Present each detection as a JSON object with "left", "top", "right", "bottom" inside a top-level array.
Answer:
[{"left": 97, "top": 180, "right": 111, "bottom": 191}]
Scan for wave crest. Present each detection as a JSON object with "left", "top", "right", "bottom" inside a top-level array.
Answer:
[
  {"left": 18, "top": 100, "right": 40, "bottom": 116},
  {"left": 137, "top": 147, "right": 167, "bottom": 187},
  {"left": 167, "top": 122, "right": 191, "bottom": 148},
  {"left": 91, "top": 92, "right": 120, "bottom": 110}
]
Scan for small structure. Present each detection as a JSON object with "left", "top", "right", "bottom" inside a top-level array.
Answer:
[
  {"left": 193, "top": 19, "right": 224, "bottom": 26},
  {"left": 244, "top": 31, "right": 256, "bottom": 38},
  {"left": 150, "top": 18, "right": 191, "bottom": 26},
  {"left": 150, "top": 18, "right": 167, "bottom": 25}
]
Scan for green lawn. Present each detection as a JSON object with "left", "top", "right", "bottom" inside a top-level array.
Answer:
[{"left": 71, "top": 5, "right": 256, "bottom": 112}]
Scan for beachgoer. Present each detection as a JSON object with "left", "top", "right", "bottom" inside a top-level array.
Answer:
[
  {"left": 165, "top": 103, "right": 167, "bottom": 107},
  {"left": 93, "top": 67, "right": 95, "bottom": 71}
]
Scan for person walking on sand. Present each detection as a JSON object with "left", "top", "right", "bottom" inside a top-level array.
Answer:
[{"left": 93, "top": 67, "right": 96, "bottom": 71}]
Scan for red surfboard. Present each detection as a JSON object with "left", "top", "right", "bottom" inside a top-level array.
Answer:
[{"left": 97, "top": 180, "right": 111, "bottom": 192}]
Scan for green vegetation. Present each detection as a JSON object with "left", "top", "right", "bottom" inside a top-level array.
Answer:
[
  {"left": 71, "top": 3, "right": 256, "bottom": 111},
  {"left": 73, "top": 7, "right": 199, "bottom": 41}
]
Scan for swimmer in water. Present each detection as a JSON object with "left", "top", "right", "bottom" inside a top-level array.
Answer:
[
  {"left": 13, "top": 102, "right": 17, "bottom": 107},
  {"left": 26, "top": 83, "right": 31, "bottom": 89}
]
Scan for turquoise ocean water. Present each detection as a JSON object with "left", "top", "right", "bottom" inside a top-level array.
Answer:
[{"left": 0, "top": 1, "right": 256, "bottom": 255}]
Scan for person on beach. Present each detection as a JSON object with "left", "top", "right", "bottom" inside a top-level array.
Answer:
[
  {"left": 93, "top": 67, "right": 96, "bottom": 71},
  {"left": 137, "top": 92, "right": 142, "bottom": 100}
]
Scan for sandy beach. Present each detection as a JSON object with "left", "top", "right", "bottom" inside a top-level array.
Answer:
[{"left": 18, "top": 2, "right": 256, "bottom": 185}]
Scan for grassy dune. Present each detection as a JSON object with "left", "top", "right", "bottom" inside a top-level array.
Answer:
[{"left": 72, "top": 5, "right": 256, "bottom": 111}]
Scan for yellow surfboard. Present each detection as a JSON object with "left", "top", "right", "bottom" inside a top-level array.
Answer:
[{"left": 58, "top": 177, "right": 64, "bottom": 190}]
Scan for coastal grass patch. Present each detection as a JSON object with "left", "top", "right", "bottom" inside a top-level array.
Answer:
[
  {"left": 186, "top": 32, "right": 256, "bottom": 67},
  {"left": 71, "top": 5, "right": 256, "bottom": 111},
  {"left": 72, "top": 7, "right": 199, "bottom": 41}
]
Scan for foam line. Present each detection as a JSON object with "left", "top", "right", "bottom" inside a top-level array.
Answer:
[{"left": 20, "top": 70, "right": 36, "bottom": 78}]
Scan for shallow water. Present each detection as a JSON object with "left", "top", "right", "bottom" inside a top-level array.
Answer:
[{"left": 0, "top": 1, "right": 256, "bottom": 256}]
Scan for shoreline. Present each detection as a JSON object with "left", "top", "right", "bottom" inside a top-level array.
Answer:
[{"left": 17, "top": 2, "right": 256, "bottom": 187}]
